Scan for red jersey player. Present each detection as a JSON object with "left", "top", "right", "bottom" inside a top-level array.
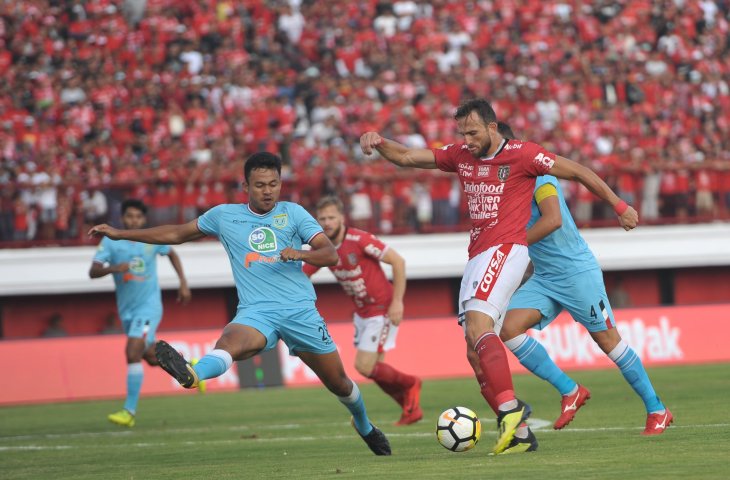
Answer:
[
  {"left": 304, "top": 196, "right": 423, "bottom": 426},
  {"left": 360, "top": 98, "right": 638, "bottom": 454}
]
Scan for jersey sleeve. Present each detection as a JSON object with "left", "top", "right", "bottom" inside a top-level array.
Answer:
[
  {"left": 93, "top": 237, "right": 113, "bottom": 264},
  {"left": 359, "top": 231, "right": 387, "bottom": 260},
  {"left": 431, "top": 143, "right": 462, "bottom": 173},
  {"left": 197, "top": 205, "right": 224, "bottom": 237},
  {"left": 523, "top": 142, "right": 557, "bottom": 177},
  {"left": 293, "top": 204, "right": 325, "bottom": 244}
]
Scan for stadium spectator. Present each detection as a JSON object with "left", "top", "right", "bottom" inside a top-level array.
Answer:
[{"left": 42, "top": 313, "right": 68, "bottom": 338}]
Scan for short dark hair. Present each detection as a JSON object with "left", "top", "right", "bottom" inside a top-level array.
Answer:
[
  {"left": 497, "top": 122, "right": 515, "bottom": 139},
  {"left": 454, "top": 98, "right": 497, "bottom": 125},
  {"left": 244, "top": 152, "right": 282, "bottom": 182},
  {"left": 316, "top": 195, "right": 345, "bottom": 213},
  {"left": 121, "top": 199, "right": 147, "bottom": 215}
]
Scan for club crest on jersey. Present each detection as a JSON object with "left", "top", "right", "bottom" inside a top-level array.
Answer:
[
  {"left": 249, "top": 227, "right": 277, "bottom": 253},
  {"left": 477, "top": 165, "right": 491, "bottom": 178},
  {"left": 272, "top": 213, "right": 288, "bottom": 229},
  {"left": 498, "top": 165, "right": 510, "bottom": 182},
  {"left": 348, "top": 253, "right": 358, "bottom": 266}
]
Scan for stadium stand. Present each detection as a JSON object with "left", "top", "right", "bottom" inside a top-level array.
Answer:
[{"left": 1, "top": 0, "right": 729, "bottom": 246}]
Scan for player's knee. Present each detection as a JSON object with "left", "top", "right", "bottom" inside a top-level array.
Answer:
[
  {"left": 327, "top": 375, "right": 352, "bottom": 397},
  {"left": 354, "top": 355, "right": 377, "bottom": 377}
]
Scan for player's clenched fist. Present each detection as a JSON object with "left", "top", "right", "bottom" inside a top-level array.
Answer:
[
  {"left": 88, "top": 223, "right": 122, "bottom": 240},
  {"left": 619, "top": 206, "right": 639, "bottom": 231},
  {"left": 360, "top": 132, "right": 383, "bottom": 155}
]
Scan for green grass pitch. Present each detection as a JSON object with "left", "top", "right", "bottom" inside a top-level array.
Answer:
[{"left": 1, "top": 363, "right": 728, "bottom": 479}]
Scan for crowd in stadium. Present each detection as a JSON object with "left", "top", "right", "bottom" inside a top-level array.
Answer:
[{"left": 1, "top": 0, "right": 729, "bottom": 244}]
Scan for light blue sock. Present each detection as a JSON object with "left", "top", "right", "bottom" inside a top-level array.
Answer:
[
  {"left": 505, "top": 334, "right": 577, "bottom": 396},
  {"left": 123, "top": 363, "right": 144, "bottom": 415},
  {"left": 192, "top": 349, "right": 233, "bottom": 380},
  {"left": 338, "top": 383, "right": 373, "bottom": 436},
  {"left": 608, "top": 341, "right": 664, "bottom": 413}
]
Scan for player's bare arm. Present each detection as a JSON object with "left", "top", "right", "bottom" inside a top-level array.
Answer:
[
  {"left": 88, "top": 261, "right": 129, "bottom": 278},
  {"left": 548, "top": 156, "right": 639, "bottom": 230},
  {"left": 360, "top": 132, "right": 438, "bottom": 169},
  {"left": 167, "top": 248, "right": 191, "bottom": 304},
  {"left": 281, "top": 232, "right": 338, "bottom": 266},
  {"left": 88, "top": 219, "right": 206, "bottom": 245},
  {"left": 526, "top": 190, "right": 562, "bottom": 245},
  {"left": 381, "top": 248, "right": 406, "bottom": 325}
]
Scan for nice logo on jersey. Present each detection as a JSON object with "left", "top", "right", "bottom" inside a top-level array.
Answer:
[
  {"left": 129, "top": 256, "right": 146, "bottom": 274},
  {"left": 249, "top": 227, "right": 278, "bottom": 253}
]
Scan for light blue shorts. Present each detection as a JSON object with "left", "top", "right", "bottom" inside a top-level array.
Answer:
[
  {"left": 121, "top": 309, "right": 162, "bottom": 347},
  {"left": 508, "top": 268, "right": 615, "bottom": 333},
  {"left": 232, "top": 303, "right": 337, "bottom": 356}
]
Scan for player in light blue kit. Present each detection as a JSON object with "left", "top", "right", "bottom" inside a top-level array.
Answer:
[
  {"left": 496, "top": 123, "right": 672, "bottom": 439},
  {"left": 88, "top": 152, "right": 391, "bottom": 455},
  {"left": 89, "top": 199, "right": 191, "bottom": 428}
]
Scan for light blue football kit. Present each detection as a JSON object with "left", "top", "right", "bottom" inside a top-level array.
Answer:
[
  {"left": 94, "top": 237, "right": 170, "bottom": 415},
  {"left": 94, "top": 237, "right": 170, "bottom": 343},
  {"left": 196, "top": 201, "right": 336, "bottom": 356},
  {"left": 193, "top": 201, "right": 373, "bottom": 435},
  {"left": 505, "top": 176, "right": 665, "bottom": 413}
]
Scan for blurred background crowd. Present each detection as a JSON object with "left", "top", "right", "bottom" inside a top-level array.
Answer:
[{"left": 1, "top": 0, "right": 729, "bottom": 245}]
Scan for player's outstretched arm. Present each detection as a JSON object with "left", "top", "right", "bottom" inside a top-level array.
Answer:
[
  {"left": 381, "top": 248, "right": 406, "bottom": 325},
  {"left": 360, "top": 132, "right": 437, "bottom": 169},
  {"left": 280, "top": 232, "right": 338, "bottom": 267},
  {"left": 88, "top": 219, "right": 206, "bottom": 245},
  {"left": 89, "top": 261, "right": 129, "bottom": 279},
  {"left": 548, "top": 156, "right": 638, "bottom": 230}
]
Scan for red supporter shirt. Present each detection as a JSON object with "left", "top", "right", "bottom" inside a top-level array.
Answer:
[
  {"left": 304, "top": 227, "right": 393, "bottom": 318},
  {"left": 433, "top": 139, "right": 554, "bottom": 258}
]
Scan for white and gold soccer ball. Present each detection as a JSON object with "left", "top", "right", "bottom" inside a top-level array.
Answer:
[{"left": 436, "top": 406, "right": 482, "bottom": 452}]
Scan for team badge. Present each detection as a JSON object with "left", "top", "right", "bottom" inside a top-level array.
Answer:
[
  {"left": 273, "top": 213, "right": 288, "bottom": 229},
  {"left": 348, "top": 253, "right": 358, "bottom": 266},
  {"left": 498, "top": 165, "right": 510, "bottom": 182},
  {"left": 249, "top": 227, "right": 278, "bottom": 253}
]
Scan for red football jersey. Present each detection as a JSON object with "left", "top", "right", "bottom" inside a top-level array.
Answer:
[
  {"left": 433, "top": 139, "right": 555, "bottom": 258},
  {"left": 304, "top": 227, "right": 393, "bottom": 318}
]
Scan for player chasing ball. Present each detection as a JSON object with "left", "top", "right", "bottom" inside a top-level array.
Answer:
[{"left": 89, "top": 152, "right": 391, "bottom": 455}]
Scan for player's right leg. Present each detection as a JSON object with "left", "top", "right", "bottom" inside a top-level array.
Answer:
[
  {"left": 500, "top": 291, "right": 590, "bottom": 430},
  {"left": 108, "top": 318, "right": 145, "bottom": 427},
  {"left": 460, "top": 244, "right": 531, "bottom": 454}
]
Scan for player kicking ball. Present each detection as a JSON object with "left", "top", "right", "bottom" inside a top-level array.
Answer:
[
  {"left": 305, "top": 196, "right": 423, "bottom": 426},
  {"left": 89, "top": 153, "right": 390, "bottom": 455}
]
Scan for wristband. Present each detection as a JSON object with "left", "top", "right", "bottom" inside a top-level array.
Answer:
[{"left": 614, "top": 200, "right": 628, "bottom": 216}]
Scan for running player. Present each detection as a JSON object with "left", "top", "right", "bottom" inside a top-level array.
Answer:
[
  {"left": 89, "top": 199, "right": 191, "bottom": 428},
  {"left": 88, "top": 152, "right": 391, "bottom": 455},
  {"left": 304, "top": 196, "right": 423, "bottom": 426},
  {"left": 496, "top": 122, "right": 673, "bottom": 435},
  {"left": 359, "top": 98, "right": 638, "bottom": 454}
]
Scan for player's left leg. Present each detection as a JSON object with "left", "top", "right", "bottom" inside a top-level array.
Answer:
[
  {"left": 590, "top": 328, "right": 672, "bottom": 435},
  {"left": 354, "top": 315, "right": 421, "bottom": 425},
  {"left": 108, "top": 317, "right": 147, "bottom": 427},
  {"left": 298, "top": 349, "right": 391, "bottom": 456}
]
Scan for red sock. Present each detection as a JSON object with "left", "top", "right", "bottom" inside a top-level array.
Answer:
[
  {"left": 369, "top": 362, "right": 416, "bottom": 407},
  {"left": 475, "top": 371, "right": 499, "bottom": 415},
  {"left": 474, "top": 333, "right": 515, "bottom": 407}
]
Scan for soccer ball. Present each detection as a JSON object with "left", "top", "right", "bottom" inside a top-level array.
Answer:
[{"left": 436, "top": 406, "right": 481, "bottom": 452}]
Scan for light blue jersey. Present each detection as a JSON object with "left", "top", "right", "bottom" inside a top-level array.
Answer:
[
  {"left": 197, "top": 202, "right": 323, "bottom": 309},
  {"left": 527, "top": 176, "right": 599, "bottom": 279},
  {"left": 509, "top": 175, "right": 614, "bottom": 332},
  {"left": 93, "top": 237, "right": 170, "bottom": 322}
]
